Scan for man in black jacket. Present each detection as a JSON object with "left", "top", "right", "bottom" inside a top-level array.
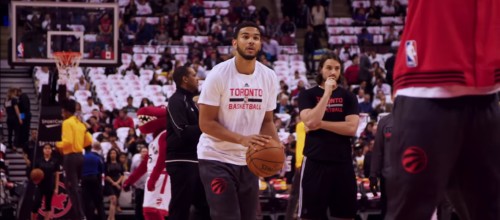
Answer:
[
  {"left": 166, "top": 66, "right": 210, "bottom": 220},
  {"left": 17, "top": 88, "right": 31, "bottom": 149}
]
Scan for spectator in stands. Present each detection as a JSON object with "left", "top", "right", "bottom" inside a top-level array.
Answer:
[
  {"left": 82, "top": 143, "right": 105, "bottom": 220},
  {"left": 142, "top": 56, "right": 156, "bottom": 70},
  {"left": 293, "top": 70, "right": 310, "bottom": 89},
  {"left": 374, "top": 95, "right": 393, "bottom": 116},
  {"left": 41, "top": 13, "right": 53, "bottom": 31},
  {"left": 360, "top": 121, "right": 376, "bottom": 142},
  {"left": 359, "top": 55, "right": 373, "bottom": 86},
  {"left": 344, "top": 54, "right": 360, "bottom": 85},
  {"left": 373, "top": 77, "right": 391, "bottom": 96},
  {"left": 382, "top": 0, "right": 396, "bottom": 15},
  {"left": 359, "top": 94, "right": 374, "bottom": 115},
  {"left": 125, "top": 61, "right": 140, "bottom": 76},
  {"left": 296, "top": 0, "right": 310, "bottom": 28},
  {"left": 75, "top": 102, "right": 83, "bottom": 121},
  {"left": 149, "top": 74, "right": 164, "bottom": 86},
  {"left": 371, "top": 62, "right": 386, "bottom": 83},
  {"left": 303, "top": 25, "right": 321, "bottom": 72},
  {"left": 86, "top": 116, "right": 104, "bottom": 134},
  {"left": 123, "top": 0, "right": 137, "bottom": 24},
  {"left": 210, "top": 7, "right": 225, "bottom": 28},
  {"left": 280, "top": 16, "right": 296, "bottom": 36},
  {"left": 35, "top": 66, "right": 50, "bottom": 93},
  {"left": 184, "top": 17, "right": 197, "bottom": 35},
  {"left": 275, "top": 95, "right": 295, "bottom": 115},
  {"left": 31, "top": 144, "right": 61, "bottom": 220},
  {"left": 259, "top": 54, "right": 273, "bottom": 69},
  {"left": 99, "top": 13, "right": 113, "bottom": 36},
  {"left": 225, "top": 6, "right": 241, "bottom": 24},
  {"left": 385, "top": 25, "right": 399, "bottom": 45},
  {"left": 384, "top": 50, "right": 396, "bottom": 86},
  {"left": 262, "top": 35, "right": 280, "bottom": 62},
  {"left": 192, "top": 60, "right": 207, "bottom": 80},
  {"left": 366, "top": 7, "right": 382, "bottom": 25},
  {"left": 113, "top": 109, "right": 134, "bottom": 130},
  {"left": 211, "top": 26, "right": 225, "bottom": 45},
  {"left": 123, "top": 97, "right": 138, "bottom": 116},
  {"left": 353, "top": 6, "right": 367, "bottom": 26},
  {"left": 277, "top": 83, "right": 290, "bottom": 101},
  {"left": 84, "top": 14, "right": 99, "bottom": 34},
  {"left": 139, "top": 98, "right": 153, "bottom": 108},
  {"left": 310, "top": 0, "right": 326, "bottom": 37},
  {"left": 119, "top": 153, "right": 129, "bottom": 172},
  {"left": 163, "top": 0, "right": 178, "bottom": 16},
  {"left": 82, "top": 97, "right": 98, "bottom": 117},
  {"left": 4, "top": 87, "right": 22, "bottom": 151},
  {"left": 136, "top": 19, "right": 155, "bottom": 44},
  {"left": 154, "top": 28, "right": 170, "bottom": 45},
  {"left": 150, "top": 0, "right": 164, "bottom": 15},
  {"left": 291, "top": 80, "right": 307, "bottom": 99},
  {"left": 188, "top": 42, "right": 204, "bottom": 61},
  {"left": 74, "top": 76, "right": 90, "bottom": 91},
  {"left": 190, "top": 0, "right": 205, "bottom": 18},
  {"left": 136, "top": 0, "right": 153, "bottom": 15},
  {"left": 170, "top": 29, "right": 183, "bottom": 44},
  {"left": 204, "top": 52, "right": 220, "bottom": 70},
  {"left": 129, "top": 146, "right": 148, "bottom": 220},
  {"left": 124, "top": 128, "right": 139, "bottom": 155},
  {"left": 356, "top": 89, "right": 366, "bottom": 104},
  {"left": 358, "top": 28, "right": 374, "bottom": 46},
  {"left": 196, "top": 18, "right": 210, "bottom": 36},
  {"left": 104, "top": 148, "right": 125, "bottom": 220},
  {"left": 393, "top": 0, "right": 406, "bottom": 16}
]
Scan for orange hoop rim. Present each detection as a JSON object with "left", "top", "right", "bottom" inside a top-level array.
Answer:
[{"left": 53, "top": 51, "right": 82, "bottom": 71}]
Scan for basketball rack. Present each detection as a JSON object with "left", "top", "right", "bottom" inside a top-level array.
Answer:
[{"left": 53, "top": 51, "right": 82, "bottom": 85}]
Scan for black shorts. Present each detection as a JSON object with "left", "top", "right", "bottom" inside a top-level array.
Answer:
[
  {"left": 299, "top": 157, "right": 357, "bottom": 219},
  {"left": 386, "top": 94, "right": 500, "bottom": 220}
]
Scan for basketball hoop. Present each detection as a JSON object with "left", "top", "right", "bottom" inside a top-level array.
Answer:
[{"left": 53, "top": 51, "right": 81, "bottom": 84}]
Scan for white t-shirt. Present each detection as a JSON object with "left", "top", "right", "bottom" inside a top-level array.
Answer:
[{"left": 197, "top": 58, "right": 279, "bottom": 165}]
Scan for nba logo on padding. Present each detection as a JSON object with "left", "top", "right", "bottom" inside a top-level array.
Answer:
[{"left": 405, "top": 40, "right": 418, "bottom": 67}]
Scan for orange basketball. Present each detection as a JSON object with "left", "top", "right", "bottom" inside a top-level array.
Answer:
[
  {"left": 246, "top": 139, "right": 285, "bottom": 177},
  {"left": 30, "top": 168, "right": 44, "bottom": 184}
]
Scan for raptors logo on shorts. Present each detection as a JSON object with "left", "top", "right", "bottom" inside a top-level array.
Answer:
[
  {"left": 211, "top": 178, "right": 227, "bottom": 195},
  {"left": 402, "top": 146, "right": 428, "bottom": 174}
]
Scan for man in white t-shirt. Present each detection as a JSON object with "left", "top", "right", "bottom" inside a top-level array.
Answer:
[{"left": 197, "top": 21, "right": 280, "bottom": 220}]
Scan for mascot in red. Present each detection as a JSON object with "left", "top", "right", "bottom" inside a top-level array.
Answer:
[{"left": 123, "top": 106, "right": 170, "bottom": 219}]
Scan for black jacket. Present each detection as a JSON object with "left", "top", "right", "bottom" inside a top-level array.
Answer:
[{"left": 166, "top": 87, "right": 201, "bottom": 162}]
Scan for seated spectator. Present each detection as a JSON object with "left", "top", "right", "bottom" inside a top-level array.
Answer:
[
  {"left": 122, "top": 97, "right": 138, "bottom": 116},
  {"left": 211, "top": 26, "right": 225, "bottom": 44},
  {"left": 374, "top": 95, "right": 393, "bottom": 116},
  {"left": 393, "top": 0, "right": 406, "bottom": 16},
  {"left": 124, "top": 128, "right": 138, "bottom": 155},
  {"left": 113, "top": 110, "right": 134, "bottom": 130},
  {"left": 382, "top": 0, "right": 396, "bottom": 15},
  {"left": 384, "top": 25, "right": 399, "bottom": 44},
  {"left": 190, "top": 0, "right": 205, "bottom": 18},
  {"left": 259, "top": 54, "right": 273, "bottom": 69},
  {"left": 210, "top": 8, "right": 225, "bottom": 28},
  {"left": 123, "top": 0, "right": 137, "bottom": 24},
  {"left": 359, "top": 94, "right": 374, "bottom": 115},
  {"left": 141, "top": 56, "right": 156, "bottom": 70},
  {"left": 149, "top": 74, "right": 164, "bottom": 86},
  {"left": 35, "top": 66, "right": 51, "bottom": 93},
  {"left": 275, "top": 95, "right": 295, "bottom": 115},
  {"left": 163, "top": 0, "right": 178, "bottom": 16},
  {"left": 136, "top": 19, "right": 155, "bottom": 44},
  {"left": 366, "top": 7, "right": 382, "bottom": 25},
  {"left": 290, "top": 80, "right": 306, "bottom": 98},
  {"left": 188, "top": 42, "right": 204, "bottom": 61},
  {"left": 353, "top": 7, "right": 367, "bottom": 26},
  {"left": 373, "top": 77, "right": 391, "bottom": 96},
  {"left": 360, "top": 121, "right": 376, "bottom": 142},
  {"left": 74, "top": 76, "right": 90, "bottom": 91},
  {"left": 371, "top": 62, "right": 387, "bottom": 85},
  {"left": 136, "top": 0, "right": 153, "bottom": 15},
  {"left": 82, "top": 97, "right": 99, "bottom": 117},
  {"left": 358, "top": 28, "right": 374, "bottom": 46},
  {"left": 99, "top": 13, "right": 113, "bottom": 36},
  {"left": 277, "top": 83, "right": 290, "bottom": 101},
  {"left": 84, "top": 14, "right": 99, "bottom": 34},
  {"left": 192, "top": 61, "right": 207, "bottom": 80},
  {"left": 154, "top": 28, "right": 170, "bottom": 45},
  {"left": 97, "top": 125, "right": 114, "bottom": 142},
  {"left": 124, "top": 61, "right": 140, "bottom": 76},
  {"left": 87, "top": 116, "right": 104, "bottom": 134},
  {"left": 280, "top": 16, "right": 296, "bottom": 35},
  {"left": 196, "top": 18, "right": 209, "bottom": 36},
  {"left": 127, "top": 133, "right": 148, "bottom": 156},
  {"left": 170, "top": 29, "right": 183, "bottom": 45},
  {"left": 184, "top": 18, "right": 196, "bottom": 35},
  {"left": 158, "top": 56, "right": 174, "bottom": 73},
  {"left": 356, "top": 89, "right": 366, "bottom": 104},
  {"left": 344, "top": 54, "right": 360, "bottom": 85},
  {"left": 204, "top": 52, "right": 221, "bottom": 70},
  {"left": 109, "top": 132, "right": 125, "bottom": 153},
  {"left": 262, "top": 35, "right": 280, "bottom": 62},
  {"left": 139, "top": 98, "right": 153, "bottom": 108}
]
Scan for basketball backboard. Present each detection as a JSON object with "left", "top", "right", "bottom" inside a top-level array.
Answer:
[{"left": 10, "top": 1, "right": 120, "bottom": 66}]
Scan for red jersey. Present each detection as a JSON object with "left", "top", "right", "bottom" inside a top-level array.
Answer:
[{"left": 394, "top": 0, "right": 500, "bottom": 97}]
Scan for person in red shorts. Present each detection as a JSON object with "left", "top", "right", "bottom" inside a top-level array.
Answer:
[{"left": 386, "top": 0, "right": 500, "bottom": 219}]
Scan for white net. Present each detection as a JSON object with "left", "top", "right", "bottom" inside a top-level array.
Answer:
[{"left": 53, "top": 52, "right": 81, "bottom": 84}]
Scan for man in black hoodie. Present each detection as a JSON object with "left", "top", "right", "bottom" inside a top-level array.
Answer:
[{"left": 166, "top": 66, "right": 211, "bottom": 220}]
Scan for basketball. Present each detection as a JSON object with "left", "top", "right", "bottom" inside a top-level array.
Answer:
[
  {"left": 246, "top": 139, "right": 285, "bottom": 177},
  {"left": 30, "top": 168, "right": 44, "bottom": 184}
]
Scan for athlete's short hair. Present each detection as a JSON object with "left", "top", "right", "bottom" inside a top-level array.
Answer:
[
  {"left": 233, "top": 21, "right": 263, "bottom": 39},
  {"left": 173, "top": 66, "right": 191, "bottom": 87}
]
